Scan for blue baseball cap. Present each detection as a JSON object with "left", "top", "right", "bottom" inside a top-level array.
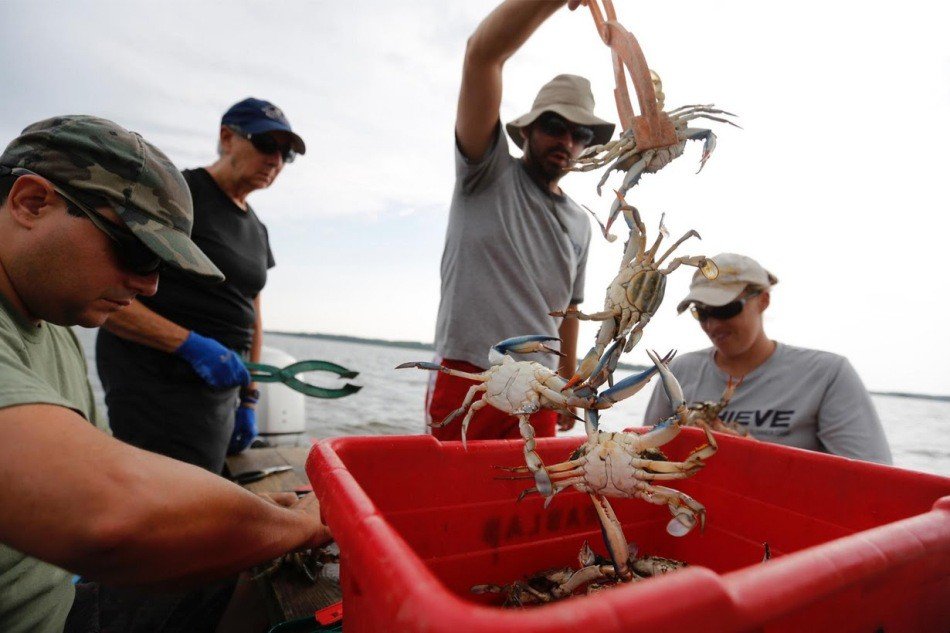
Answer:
[{"left": 221, "top": 97, "right": 306, "bottom": 155}]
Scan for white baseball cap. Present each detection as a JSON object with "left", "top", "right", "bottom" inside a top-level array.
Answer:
[{"left": 676, "top": 253, "right": 778, "bottom": 314}]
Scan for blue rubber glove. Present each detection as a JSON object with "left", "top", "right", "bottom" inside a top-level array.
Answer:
[
  {"left": 175, "top": 331, "right": 250, "bottom": 389},
  {"left": 228, "top": 405, "right": 258, "bottom": 456}
]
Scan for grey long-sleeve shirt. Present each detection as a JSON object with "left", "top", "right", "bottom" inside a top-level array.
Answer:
[{"left": 643, "top": 342, "right": 893, "bottom": 464}]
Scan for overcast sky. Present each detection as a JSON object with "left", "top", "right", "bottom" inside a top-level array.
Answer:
[{"left": 2, "top": 1, "right": 948, "bottom": 394}]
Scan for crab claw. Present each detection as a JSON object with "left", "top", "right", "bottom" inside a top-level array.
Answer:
[
  {"left": 700, "top": 258, "right": 719, "bottom": 280},
  {"left": 560, "top": 347, "right": 599, "bottom": 391},
  {"left": 593, "top": 350, "right": 675, "bottom": 408},
  {"left": 492, "top": 335, "right": 563, "bottom": 357},
  {"left": 647, "top": 349, "right": 685, "bottom": 411},
  {"left": 581, "top": 204, "right": 618, "bottom": 243},
  {"left": 585, "top": 339, "right": 624, "bottom": 391},
  {"left": 395, "top": 361, "right": 444, "bottom": 371},
  {"left": 592, "top": 362, "right": 659, "bottom": 408}
]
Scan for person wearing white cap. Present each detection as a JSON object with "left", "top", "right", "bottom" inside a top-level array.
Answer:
[
  {"left": 643, "top": 253, "right": 892, "bottom": 464},
  {"left": 428, "top": 0, "right": 615, "bottom": 441}
]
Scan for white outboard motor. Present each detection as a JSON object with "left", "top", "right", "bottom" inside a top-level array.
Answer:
[{"left": 255, "top": 345, "right": 307, "bottom": 446}]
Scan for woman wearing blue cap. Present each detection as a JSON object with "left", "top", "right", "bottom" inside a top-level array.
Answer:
[{"left": 95, "top": 97, "right": 306, "bottom": 474}]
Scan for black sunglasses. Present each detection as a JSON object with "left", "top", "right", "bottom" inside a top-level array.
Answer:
[
  {"left": 536, "top": 113, "right": 595, "bottom": 146},
  {"left": 230, "top": 127, "right": 296, "bottom": 163},
  {"left": 691, "top": 291, "right": 761, "bottom": 322},
  {"left": 7, "top": 167, "right": 162, "bottom": 275},
  {"left": 56, "top": 191, "right": 162, "bottom": 276}
]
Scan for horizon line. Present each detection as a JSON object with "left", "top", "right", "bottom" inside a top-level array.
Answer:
[{"left": 265, "top": 330, "right": 950, "bottom": 403}]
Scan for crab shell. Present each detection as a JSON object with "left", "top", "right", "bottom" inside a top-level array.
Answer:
[
  {"left": 481, "top": 359, "right": 565, "bottom": 414},
  {"left": 568, "top": 432, "right": 664, "bottom": 498},
  {"left": 604, "top": 265, "right": 668, "bottom": 322}
]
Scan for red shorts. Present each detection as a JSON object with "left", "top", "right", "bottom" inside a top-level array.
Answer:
[{"left": 426, "top": 358, "right": 558, "bottom": 441}]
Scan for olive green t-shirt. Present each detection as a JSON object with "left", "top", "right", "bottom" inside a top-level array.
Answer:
[{"left": 0, "top": 294, "right": 99, "bottom": 633}]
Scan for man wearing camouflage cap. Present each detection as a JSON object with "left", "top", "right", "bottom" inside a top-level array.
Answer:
[
  {"left": 96, "top": 97, "right": 305, "bottom": 473},
  {"left": 429, "top": 0, "right": 614, "bottom": 442},
  {"left": 643, "top": 252, "right": 892, "bottom": 463},
  {"left": 0, "top": 115, "right": 328, "bottom": 632}
]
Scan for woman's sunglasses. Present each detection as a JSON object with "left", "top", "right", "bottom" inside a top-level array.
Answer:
[
  {"left": 691, "top": 291, "right": 761, "bottom": 322},
  {"left": 536, "top": 113, "right": 596, "bottom": 146},
  {"left": 230, "top": 127, "right": 296, "bottom": 163}
]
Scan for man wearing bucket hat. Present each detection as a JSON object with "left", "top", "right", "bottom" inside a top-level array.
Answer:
[
  {"left": 0, "top": 116, "right": 328, "bottom": 632},
  {"left": 643, "top": 253, "right": 892, "bottom": 463},
  {"left": 96, "top": 97, "right": 306, "bottom": 473},
  {"left": 428, "top": 0, "right": 615, "bottom": 442}
]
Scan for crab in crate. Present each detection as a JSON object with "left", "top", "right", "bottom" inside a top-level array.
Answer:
[
  {"left": 472, "top": 540, "right": 687, "bottom": 607},
  {"left": 552, "top": 194, "right": 718, "bottom": 389},
  {"left": 396, "top": 335, "right": 669, "bottom": 498},
  {"left": 501, "top": 349, "right": 716, "bottom": 581}
]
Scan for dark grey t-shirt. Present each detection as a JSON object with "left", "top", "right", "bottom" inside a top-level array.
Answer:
[
  {"left": 434, "top": 126, "right": 591, "bottom": 369},
  {"left": 642, "top": 343, "right": 893, "bottom": 464},
  {"left": 139, "top": 168, "right": 275, "bottom": 352}
]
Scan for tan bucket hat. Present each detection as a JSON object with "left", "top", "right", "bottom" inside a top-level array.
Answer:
[
  {"left": 506, "top": 74, "right": 615, "bottom": 149},
  {"left": 676, "top": 253, "right": 779, "bottom": 314}
]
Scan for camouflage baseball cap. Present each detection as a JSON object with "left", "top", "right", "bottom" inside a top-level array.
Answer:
[{"left": 0, "top": 115, "right": 224, "bottom": 282}]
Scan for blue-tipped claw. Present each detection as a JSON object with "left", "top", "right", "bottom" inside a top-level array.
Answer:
[
  {"left": 395, "top": 361, "right": 444, "bottom": 371},
  {"left": 646, "top": 349, "right": 684, "bottom": 409},
  {"left": 493, "top": 334, "right": 563, "bottom": 357}
]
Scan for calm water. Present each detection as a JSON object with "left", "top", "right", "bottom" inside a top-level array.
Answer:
[{"left": 75, "top": 330, "right": 950, "bottom": 478}]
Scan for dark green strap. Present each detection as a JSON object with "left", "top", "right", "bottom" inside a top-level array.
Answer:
[{"left": 245, "top": 360, "right": 362, "bottom": 399}]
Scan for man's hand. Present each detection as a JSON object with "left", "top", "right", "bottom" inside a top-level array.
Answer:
[
  {"left": 228, "top": 406, "right": 258, "bottom": 456},
  {"left": 175, "top": 331, "right": 250, "bottom": 388},
  {"left": 257, "top": 491, "right": 298, "bottom": 508},
  {"left": 292, "top": 493, "right": 333, "bottom": 549}
]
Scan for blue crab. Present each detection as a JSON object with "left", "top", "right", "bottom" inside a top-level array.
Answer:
[
  {"left": 553, "top": 195, "right": 718, "bottom": 390},
  {"left": 396, "top": 335, "right": 669, "bottom": 498},
  {"left": 502, "top": 350, "right": 717, "bottom": 581}
]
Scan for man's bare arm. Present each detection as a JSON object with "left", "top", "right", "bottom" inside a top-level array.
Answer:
[
  {"left": 456, "top": 0, "right": 572, "bottom": 160},
  {"left": 100, "top": 299, "right": 189, "bottom": 353},
  {"left": 0, "top": 404, "right": 329, "bottom": 586},
  {"left": 556, "top": 306, "right": 580, "bottom": 431}
]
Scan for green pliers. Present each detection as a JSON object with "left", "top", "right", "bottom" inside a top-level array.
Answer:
[{"left": 244, "top": 360, "right": 362, "bottom": 399}]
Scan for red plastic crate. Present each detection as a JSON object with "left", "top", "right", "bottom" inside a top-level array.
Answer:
[{"left": 307, "top": 431, "right": 950, "bottom": 632}]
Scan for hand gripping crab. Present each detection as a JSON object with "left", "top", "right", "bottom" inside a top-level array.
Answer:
[
  {"left": 553, "top": 196, "right": 718, "bottom": 389},
  {"left": 574, "top": 0, "right": 739, "bottom": 240},
  {"left": 396, "top": 335, "right": 668, "bottom": 498},
  {"left": 501, "top": 350, "right": 716, "bottom": 582}
]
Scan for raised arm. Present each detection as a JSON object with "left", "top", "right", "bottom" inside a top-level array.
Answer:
[
  {"left": 0, "top": 404, "right": 329, "bottom": 587},
  {"left": 556, "top": 306, "right": 580, "bottom": 430},
  {"left": 456, "top": 0, "right": 578, "bottom": 160}
]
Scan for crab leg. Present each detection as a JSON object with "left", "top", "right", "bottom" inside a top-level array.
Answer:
[
  {"left": 458, "top": 398, "right": 489, "bottom": 449},
  {"left": 654, "top": 229, "right": 701, "bottom": 267},
  {"left": 550, "top": 307, "right": 615, "bottom": 321},
  {"left": 516, "top": 413, "right": 553, "bottom": 498},
  {"left": 672, "top": 127, "right": 714, "bottom": 172},
  {"left": 429, "top": 383, "right": 487, "bottom": 430},
  {"left": 395, "top": 361, "right": 485, "bottom": 382},
  {"left": 590, "top": 493, "right": 633, "bottom": 581},
  {"left": 604, "top": 150, "right": 653, "bottom": 234},
  {"left": 645, "top": 484, "right": 707, "bottom": 536}
]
